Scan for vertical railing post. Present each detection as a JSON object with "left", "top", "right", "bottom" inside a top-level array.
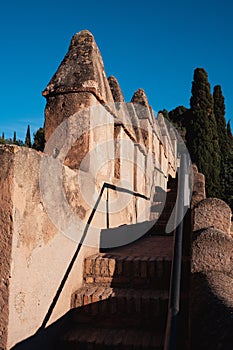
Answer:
[
  {"left": 106, "top": 186, "right": 109, "bottom": 229},
  {"left": 164, "top": 153, "right": 189, "bottom": 350}
]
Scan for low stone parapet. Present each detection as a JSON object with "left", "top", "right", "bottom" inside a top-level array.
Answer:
[{"left": 193, "top": 198, "right": 232, "bottom": 234}]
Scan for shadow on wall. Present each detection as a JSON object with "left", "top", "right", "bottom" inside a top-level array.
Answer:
[
  {"left": 191, "top": 272, "right": 233, "bottom": 350},
  {"left": 10, "top": 310, "right": 72, "bottom": 350}
]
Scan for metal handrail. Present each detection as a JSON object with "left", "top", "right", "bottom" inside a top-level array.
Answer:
[
  {"left": 164, "top": 153, "right": 189, "bottom": 350},
  {"left": 39, "top": 181, "right": 149, "bottom": 330}
]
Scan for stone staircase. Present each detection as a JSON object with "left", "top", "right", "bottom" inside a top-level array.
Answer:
[{"left": 57, "top": 180, "right": 180, "bottom": 349}]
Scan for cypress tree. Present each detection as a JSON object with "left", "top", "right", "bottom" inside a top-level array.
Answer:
[
  {"left": 32, "top": 127, "right": 45, "bottom": 151},
  {"left": 213, "top": 85, "right": 227, "bottom": 153},
  {"left": 213, "top": 85, "right": 228, "bottom": 199},
  {"left": 186, "top": 68, "right": 221, "bottom": 197},
  {"left": 25, "top": 125, "right": 32, "bottom": 148},
  {"left": 0, "top": 132, "right": 5, "bottom": 144},
  {"left": 224, "top": 121, "right": 233, "bottom": 211},
  {"left": 13, "top": 131, "right": 17, "bottom": 144}
]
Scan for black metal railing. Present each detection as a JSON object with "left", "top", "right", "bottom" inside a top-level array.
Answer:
[
  {"left": 164, "top": 153, "right": 190, "bottom": 350},
  {"left": 38, "top": 182, "right": 149, "bottom": 330}
]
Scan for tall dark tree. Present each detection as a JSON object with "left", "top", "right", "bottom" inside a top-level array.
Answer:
[
  {"left": 213, "top": 85, "right": 227, "bottom": 152},
  {"left": 224, "top": 121, "right": 233, "bottom": 210},
  {"left": 0, "top": 132, "right": 5, "bottom": 144},
  {"left": 13, "top": 131, "right": 17, "bottom": 144},
  {"left": 213, "top": 85, "right": 228, "bottom": 200},
  {"left": 25, "top": 125, "right": 32, "bottom": 148},
  {"left": 32, "top": 127, "right": 45, "bottom": 152},
  {"left": 186, "top": 68, "right": 221, "bottom": 197}
]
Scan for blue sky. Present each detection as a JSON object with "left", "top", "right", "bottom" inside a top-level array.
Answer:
[{"left": 0, "top": 0, "right": 233, "bottom": 140}]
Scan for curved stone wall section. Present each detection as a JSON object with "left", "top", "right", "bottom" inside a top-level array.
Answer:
[{"left": 193, "top": 198, "right": 232, "bottom": 234}]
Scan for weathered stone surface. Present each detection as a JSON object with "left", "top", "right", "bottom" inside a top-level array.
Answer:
[
  {"left": 131, "top": 88, "right": 149, "bottom": 109},
  {"left": 44, "top": 91, "right": 98, "bottom": 142},
  {"left": 130, "top": 89, "right": 154, "bottom": 152},
  {"left": 126, "top": 103, "right": 145, "bottom": 147},
  {"left": 0, "top": 145, "right": 14, "bottom": 350},
  {"left": 193, "top": 198, "right": 232, "bottom": 234},
  {"left": 0, "top": 145, "right": 98, "bottom": 349},
  {"left": 131, "top": 88, "right": 152, "bottom": 124},
  {"left": 191, "top": 165, "right": 206, "bottom": 208},
  {"left": 42, "top": 30, "right": 113, "bottom": 103},
  {"left": 43, "top": 30, "right": 177, "bottom": 187},
  {"left": 192, "top": 164, "right": 198, "bottom": 174},
  {"left": 191, "top": 270, "right": 233, "bottom": 350},
  {"left": 108, "top": 76, "right": 124, "bottom": 102},
  {"left": 191, "top": 227, "right": 233, "bottom": 350},
  {"left": 43, "top": 30, "right": 114, "bottom": 142},
  {"left": 63, "top": 131, "right": 90, "bottom": 171},
  {"left": 192, "top": 227, "right": 233, "bottom": 274},
  {"left": 157, "top": 113, "right": 169, "bottom": 158}
]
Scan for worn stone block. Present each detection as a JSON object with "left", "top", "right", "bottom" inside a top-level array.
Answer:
[{"left": 194, "top": 198, "right": 232, "bottom": 234}]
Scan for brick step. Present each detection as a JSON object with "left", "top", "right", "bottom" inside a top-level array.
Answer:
[
  {"left": 69, "top": 308, "right": 167, "bottom": 331},
  {"left": 58, "top": 326, "right": 164, "bottom": 350},
  {"left": 84, "top": 255, "right": 172, "bottom": 290},
  {"left": 71, "top": 287, "right": 168, "bottom": 324}
]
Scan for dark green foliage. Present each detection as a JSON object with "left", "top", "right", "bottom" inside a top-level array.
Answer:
[
  {"left": 32, "top": 127, "right": 45, "bottom": 152},
  {"left": 168, "top": 106, "right": 189, "bottom": 141},
  {"left": 0, "top": 132, "right": 5, "bottom": 144},
  {"left": 0, "top": 137, "right": 23, "bottom": 146},
  {"left": 159, "top": 69, "right": 231, "bottom": 206},
  {"left": 13, "top": 131, "right": 17, "bottom": 143},
  {"left": 169, "top": 106, "right": 188, "bottom": 124},
  {"left": 25, "top": 125, "right": 32, "bottom": 148},
  {"left": 224, "top": 121, "right": 233, "bottom": 211},
  {"left": 213, "top": 85, "right": 229, "bottom": 203},
  {"left": 186, "top": 68, "right": 221, "bottom": 197},
  {"left": 13, "top": 139, "right": 24, "bottom": 146},
  {"left": 213, "top": 85, "right": 227, "bottom": 153}
]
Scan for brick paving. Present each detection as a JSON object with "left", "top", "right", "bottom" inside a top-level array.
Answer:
[
  {"left": 106, "top": 235, "right": 173, "bottom": 260},
  {"left": 58, "top": 234, "right": 174, "bottom": 349}
]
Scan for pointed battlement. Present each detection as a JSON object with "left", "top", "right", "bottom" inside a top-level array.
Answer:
[
  {"left": 131, "top": 88, "right": 149, "bottom": 108},
  {"left": 42, "top": 30, "right": 113, "bottom": 103},
  {"left": 43, "top": 30, "right": 114, "bottom": 141},
  {"left": 108, "top": 76, "right": 124, "bottom": 102}
]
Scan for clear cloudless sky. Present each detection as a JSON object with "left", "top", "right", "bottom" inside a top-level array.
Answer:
[{"left": 0, "top": 0, "right": 233, "bottom": 140}]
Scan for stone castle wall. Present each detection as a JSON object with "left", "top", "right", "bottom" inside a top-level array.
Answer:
[{"left": 0, "top": 30, "right": 179, "bottom": 349}]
